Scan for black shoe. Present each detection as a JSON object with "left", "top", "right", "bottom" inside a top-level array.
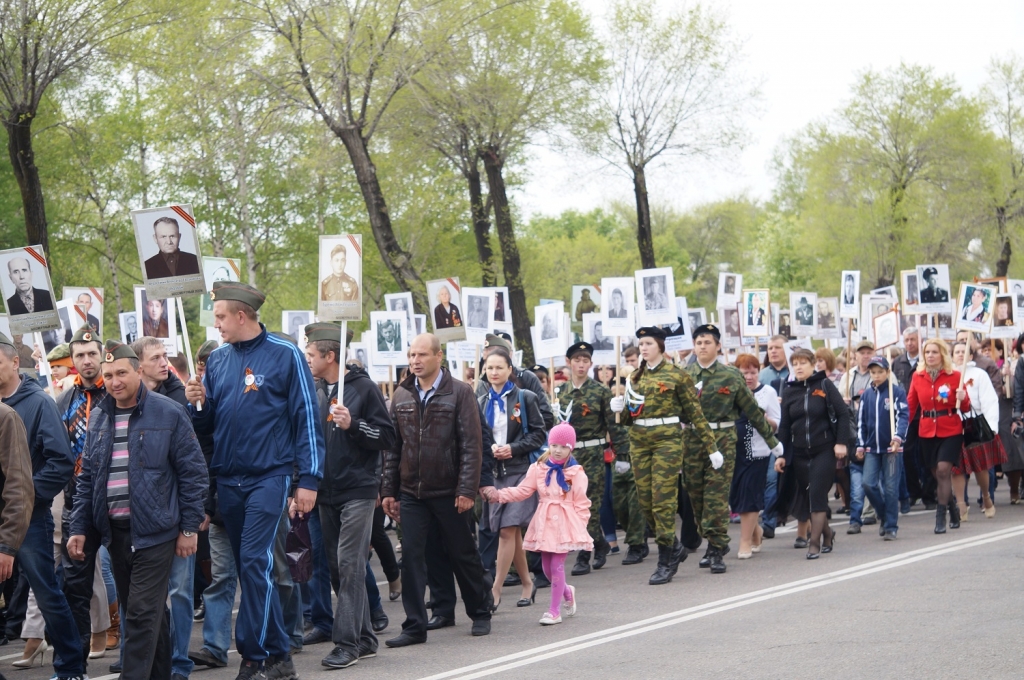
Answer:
[
  {"left": 471, "top": 619, "right": 491, "bottom": 636},
  {"left": 821, "top": 529, "right": 835, "bottom": 554},
  {"left": 883, "top": 530, "right": 897, "bottom": 541},
  {"left": 934, "top": 505, "right": 947, "bottom": 534},
  {"left": 193, "top": 600, "right": 206, "bottom": 622},
  {"left": 503, "top": 572, "right": 521, "bottom": 587},
  {"left": 793, "top": 535, "right": 808, "bottom": 549},
  {"left": 264, "top": 654, "right": 298, "bottom": 680},
  {"left": 302, "top": 627, "right": 332, "bottom": 645},
  {"left": 948, "top": 500, "right": 961, "bottom": 529},
  {"left": 847, "top": 524, "right": 861, "bottom": 534},
  {"left": 356, "top": 643, "right": 377, "bottom": 659},
  {"left": 836, "top": 506, "right": 849, "bottom": 515},
  {"left": 235, "top": 659, "right": 266, "bottom": 680},
  {"left": 370, "top": 606, "right": 389, "bottom": 633},
  {"left": 571, "top": 551, "right": 592, "bottom": 576},
  {"left": 648, "top": 544, "right": 675, "bottom": 585},
  {"left": 640, "top": 543, "right": 650, "bottom": 559},
  {"left": 110, "top": 660, "right": 123, "bottom": 674},
  {"left": 322, "top": 646, "right": 359, "bottom": 669},
  {"left": 668, "top": 539, "right": 688, "bottom": 576},
  {"left": 862, "top": 515, "right": 877, "bottom": 526},
  {"left": 592, "top": 541, "right": 610, "bottom": 570},
  {"left": 426, "top": 615, "right": 455, "bottom": 630},
  {"left": 698, "top": 545, "right": 712, "bottom": 568},
  {"left": 533, "top": 572, "right": 551, "bottom": 589},
  {"left": 762, "top": 525, "right": 775, "bottom": 539},
  {"left": 385, "top": 632, "right": 426, "bottom": 648},
  {"left": 622, "top": 544, "right": 646, "bottom": 565},
  {"left": 708, "top": 547, "right": 726, "bottom": 574},
  {"left": 190, "top": 647, "right": 228, "bottom": 668},
  {"left": 424, "top": 598, "right": 436, "bottom": 609}
]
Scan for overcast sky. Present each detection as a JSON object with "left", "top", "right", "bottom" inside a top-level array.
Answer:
[{"left": 514, "top": 0, "right": 1024, "bottom": 219}]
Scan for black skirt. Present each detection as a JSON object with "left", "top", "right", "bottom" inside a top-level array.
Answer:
[{"left": 729, "top": 416, "right": 769, "bottom": 513}]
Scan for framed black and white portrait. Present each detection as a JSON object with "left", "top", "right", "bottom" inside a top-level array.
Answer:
[
  {"left": 600, "top": 276, "right": 635, "bottom": 337},
  {"left": 119, "top": 311, "right": 140, "bottom": 344},
  {"left": 132, "top": 204, "right": 205, "bottom": 299},
  {"left": 370, "top": 311, "right": 408, "bottom": 365},
  {"left": 63, "top": 287, "right": 104, "bottom": 337},
  {"left": 916, "top": 264, "right": 951, "bottom": 313},
  {"left": 427, "top": 277, "right": 466, "bottom": 343},
  {"left": 840, "top": 270, "right": 860, "bottom": 319},
  {"left": 533, "top": 301, "right": 566, "bottom": 361},
  {"left": 717, "top": 272, "right": 742, "bottom": 310},
  {"left": 318, "top": 234, "right": 362, "bottom": 321},
  {"left": 461, "top": 287, "right": 495, "bottom": 345},
  {"left": 635, "top": 267, "right": 675, "bottom": 326},
  {"left": 789, "top": 292, "right": 817, "bottom": 337},
  {"left": 0, "top": 245, "right": 59, "bottom": 335},
  {"left": 282, "top": 310, "right": 314, "bottom": 349}
]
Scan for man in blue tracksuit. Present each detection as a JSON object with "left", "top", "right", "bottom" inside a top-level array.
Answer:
[
  {"left": 855, "top": 357, "right": 909, "bottom": 540},
  {"left": 185, "top": 282, "right": 325, "bottom": 680}
]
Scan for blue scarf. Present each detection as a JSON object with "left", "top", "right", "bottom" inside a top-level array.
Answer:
[
  {"left": 485, "top": 381, "right": 514, "bottom": 428},
  {"left": 545, "top": 456, "right": 579, "bottom": 493}
]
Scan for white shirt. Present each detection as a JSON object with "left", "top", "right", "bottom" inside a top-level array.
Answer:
[
  {"left": 963, "top": 362, "right": 999, "bottom": 431},
  {"left": 492, "top": 399, "right": 508, "bottom": 446},
  {"left": 751, "top": 384, "right": 781, "bottom": 459}
]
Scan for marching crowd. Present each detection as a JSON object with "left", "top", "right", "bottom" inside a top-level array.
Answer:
[{"left": 0, "top": 280, "right": 1020, "bottom": 680}]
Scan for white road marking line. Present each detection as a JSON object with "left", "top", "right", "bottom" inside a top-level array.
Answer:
[
  {"left": 0, "top": 651, "right": 25, "bottom": 660},
  {"left": 420, "top": 524, "right": 1024, "bottom": 680}
]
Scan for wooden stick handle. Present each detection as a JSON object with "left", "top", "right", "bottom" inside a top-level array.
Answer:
[
  {"left": 177, "top": 298, "right": 201, "bottom": 412},
  {"left": 615, "top": 336, "right": 621, "bottom": 423},
  {"left": 338, "top": 321, "right": 347, "bottom": 407}
]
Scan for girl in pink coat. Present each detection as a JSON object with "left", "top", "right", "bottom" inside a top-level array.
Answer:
[{"left": 484, "top": 423, "right": 592, "bottom": 625}]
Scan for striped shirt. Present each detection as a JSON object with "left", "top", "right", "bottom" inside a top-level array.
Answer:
[{"left": 106, "top": 407, "right": 134, "bottom": 519}]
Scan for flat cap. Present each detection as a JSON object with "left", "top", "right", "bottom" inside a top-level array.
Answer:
[
  {"left": 484, "top": 333, "right": 513, "bottom": 351},
  {"left": 196, "top": 340, "right": 218, "bottom": 367},
  {"left": 855, "top": 339, "right": 875, "bottom": 352},
  {"left": 210, "top": 281, "right": 266, "bottom": 311},
  {"left": 566, "top": 341, "right": 593, "bottom": 359},
  {"left": 636, "top": 326, "right": 666, "bottom": 341},
  {"left": 692, "top": 324, "right": 721, "bottom": 341},
  {"left": 102, "top": 339, "right": 138, "bottom": 364},
  {"left": 305, "top": 322, "right": 353, "bottom": 345},
  {"left": 70, "top": 326, "right": 100, "bottom": 346}
]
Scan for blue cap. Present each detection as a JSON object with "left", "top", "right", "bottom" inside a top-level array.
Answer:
[{"left": 868, "top": 356, "right": 889, "bottom": 370}]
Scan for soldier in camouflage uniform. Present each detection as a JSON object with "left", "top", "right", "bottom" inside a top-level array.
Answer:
[
  {"left": 556, "top": 342, "right": 627, "bottom": 575},
  {"left": 683, "top": 324, "right": 783, "bottom": 574},
  {"left": 612, "top": 327, "right": 719, "bottom": 585}
]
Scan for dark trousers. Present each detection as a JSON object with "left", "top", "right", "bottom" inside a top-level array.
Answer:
[
  {"left": 676, "top": 476, "right": 701, "bottom": 551},
  {"left": 300, "top": 508, "right": 334, "bottom": 635},
  {"left": 370, "top": 505, "right": 400, "bottom": 584},
  {"left": 906, "top": 419, "right": 936, "bottom": 502},
  {"left": 399, "top": 494, "right": 490, "bottom": 637},
  {"left": 219, "top": 475, "right": 290, "bottom": 661},
  {"left": 60, "top": 518, "right": 101, "bottom": 669},
  {"left": 108, "top": 524, "right": 175, "bottom": 680}
]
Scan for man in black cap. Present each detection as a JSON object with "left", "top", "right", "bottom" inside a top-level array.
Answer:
[
  {"left": 184, "top": 281, "right": 325, "bottom": 680},
  {"left": 302, "top": 322, "right": 396, "bottom": 669},
  {"left": 68, "top": 340, "right": 207, "bottom": 680}
]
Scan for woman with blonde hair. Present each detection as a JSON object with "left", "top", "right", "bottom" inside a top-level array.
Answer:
[{"left": 907, "top": 339, "right": 971, "bottom": 533}]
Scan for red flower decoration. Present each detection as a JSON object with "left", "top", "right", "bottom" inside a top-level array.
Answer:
[
  {"left": 718, "top": 386, "right": 731, "bottom": 395},
  {"left": 812, "top": 389, "right": 826, "bottom": 398}
]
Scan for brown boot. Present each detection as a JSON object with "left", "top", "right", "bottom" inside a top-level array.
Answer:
[{"left": 106, "top": 602, "right": 121, "bottom": 650}]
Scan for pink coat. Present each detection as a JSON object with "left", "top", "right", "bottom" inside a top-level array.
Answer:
[{"left": 494, "top": 461, "right": 593, "bottom": 554}]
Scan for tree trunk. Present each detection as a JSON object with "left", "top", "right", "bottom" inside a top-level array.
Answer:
[
  {"left": 995, "top": 205, "right": 1012, "bottom": 277},
  {"left": 481, "top": 147, "right": 533, "bottom": 364},
  {"left": 4, "top": 108, "right": 49, "bottom": 255},
  {"left": 467, "top": 158, "right": 497, "bottom": 286},
  {"left": 333, "top": 126, "right": 428, "bottom": 312},
  {"left": 632, "top": 164, "right": 656, "bottom": 269}
]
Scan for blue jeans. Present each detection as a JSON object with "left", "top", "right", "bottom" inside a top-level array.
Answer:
[
  {"left": 863, "top": 452, "right": 900, "bottom": 532},
  {"left": 22, "top": 510, "right": 83, "bottom": 675},
  {"left": 848, "top": 462, "right": 865, "bottom": 525},
  {"left": 201, "top": 524, "right": 237, "bottom": 664},
  {"left": 365, "top": 562, "right": 381, "bottom": 611},
  {"left": 762, "top": 453, "right": 779, "bottom": 529},
  {"left": 168, "top": 553, "right": 196, "bottom": 676},
  {"left": 300, "top": 509, "right": 333, "bottom": 635},
  {"left": 898, "top": 454, "right": 910, "bottom": 502},
  {"left": 99, "top": 545, "right": 118, "bottom": 604}
]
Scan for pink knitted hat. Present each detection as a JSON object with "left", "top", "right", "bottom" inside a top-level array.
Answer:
[{"left": 548, "top": 422, "right": 577, "bottom": 449}]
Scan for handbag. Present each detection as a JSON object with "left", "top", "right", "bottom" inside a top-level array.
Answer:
[
  {"left": 961, "top": 408, "right": 995, "bottom": 447},
  {"left": 285, "top": 514, "right": 313, "bottom": 584},
  {"left": 519, "top": 392, "right": 547, "bottom": 463}
]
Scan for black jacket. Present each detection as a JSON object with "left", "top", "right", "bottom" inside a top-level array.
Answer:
[
  {"left": 2, "top": 374, "right": 74, "bottom": 513},
  {"left": 777, "top": 370, "right": 853, "bottom": 461},
  {"left": 318, "top": 367, "right": 396, "bottom": 506},
  {"left": 155, "top": 372, "right": 187, "bottom": 407},
  {"left": 476, "top": 367, "right": 555, "bottom": 431},
  {"left": 478, "top": 386, "right": 546, "bottom": 482},
  {"left": 1013, "top": 359, "right": 1024, "bottom": 419},
  {"left": 891, "top": 352, "right": 918, "bottom": 393}
]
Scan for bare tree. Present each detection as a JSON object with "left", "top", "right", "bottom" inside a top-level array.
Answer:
[
  {"left": 981, "top": 55, "right": 1024, "bottom": 276},
  {"left": 600, "top": 0, "right": 757, "bottom": 268},
  {"left": 0, "top": 0, "right": 164, "bottom": 255}
]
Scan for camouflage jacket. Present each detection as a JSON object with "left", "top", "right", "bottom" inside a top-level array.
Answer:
[
  {"left": 684, "top": 360, "right": 780, "bottom": 448},
  {"left": 620, "top": 361, "right": 718, "bottom": 456},
  {"left": 556, "top": 377, "right": 627, "bottom": 452}
]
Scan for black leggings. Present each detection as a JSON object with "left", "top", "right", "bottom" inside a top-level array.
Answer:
[
  {"left": 791, "top": 446, "right": 837, "bottom": 520},
  {"left": 370, "top": 504, "right": 401, "bottom": 583}
]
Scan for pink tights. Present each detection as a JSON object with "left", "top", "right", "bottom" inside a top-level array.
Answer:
[{"left": 540, "top": 551, "right": 572, "bottom": 617}]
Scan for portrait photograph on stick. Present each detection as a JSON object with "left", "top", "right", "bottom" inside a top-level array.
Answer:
[
  {"left": 0, "top": 245, "right": 59, "bottom": 335},
  {"left": 719, "top": 306, "right": 742, "bottom": 347},
  {"left": 282, "top": 310, "right": 314, "bottom": 347},
  {"left": 131, "top": 204, "right": 205, "bottom": 298},
  {"left": 740, "top": 289, "right": 770, "bottom": 338},
  {"left": 872, "top": 307, "right": 900, "bottom": 350},
  {"left": 635, "top": 266, "right": 675, "bottom": 326},
  {"left": 600, "top": 276, "right": 635, "bottom": 336},
  {"left": 991, "top": 294, "right": 1017, "bottom": 338},
  {"left": 385, "top": 291, "right": 416, "bottom": 342},
  {"left": 533, "top": 301, "right": 566, "bottom": 360},
  {"left": 717, "top": 271, "right": 742, "bottom": 309},
  {"left": 789, "top": 291, "right": 817, "bottom": 336},
  {"left": 119, "top": 311, "right": 139, "bottom": 344},
  {"left": 427, "top": 277, "right": 466, "bottom": 342},
  {"left": 63, "top": 287, "right": 103, "bottom": 336},
  {"left": 370, "top": 311, "right": 408, "bottom": 365},
  {"left": 461, "top": 286, "right": 495, "bottom": 345},
  {"left": 815, "top": 297, "right": 840, "bottom": 339},
  {"left": 955, "top": 282, "right": 996, "bottom": 333},
  {"left": 900, "top": 269, "right": 921, "bottom": 315},
  {"left": 41, "top": 301, "right": 74, "bottom": 353},
  {"left": 840, "top": 270, "right": 860, "bottom": 318},
  {"left": 571, "top": 284, "right": 601, "bottom": 321},
  {"left": 916, "top": 263, "right": 951, "bottom": 312},
  {"left": 318, "top": 234, "right": 362, "bottom": 321},
  {"left": 200, "top": 256, "right": 241, "bottom": 326},
  {"left": 134, "top": 285, "right": 178, "bottom": 356}
]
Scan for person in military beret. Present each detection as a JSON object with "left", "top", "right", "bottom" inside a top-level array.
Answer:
[
  {"left": 554, "top": 342, "right": 629, "bottom": 575},
  {"left": 610, "top": 327, "right": 719, "bottom": 585},
  {"left": 683, "top": 324, "right": 782, "bottom": 574},
  {"left": 919, "top": 266, "right": 949, "bottom": 303},
  {"left": 184, "top": 281, "right": 324, "bottom": 678}
]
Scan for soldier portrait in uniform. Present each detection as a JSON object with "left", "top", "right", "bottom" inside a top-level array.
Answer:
[
  {"left": 608, "top": 288, "right": 628, "bottom": 318},
  {"left": 636, "top": 267, "right": 675, "bottom": 326},
  {"left": 588, "top": 320, "right": 613, "bottom": 350},
  {"left": 687, "top": 309, "right": 706, "bottom": 334},
  {"left": 320, "top": 243, "right": 360, "bottom": 302},
  {"left": 540, "top": 311, "right": 559, "bottom": 340},
  {"left": 777, "top": 311, "right": 792, "bottom": 340},
  {"left": 318, "top": 234, "right": 362, "bottom": 321},
  {"left": 642, "top": 276, "right": 668, "bottom": 312},
  {"left": 722, "top": 308, "right": 741, "bottom": 345},
  {"left": 131, "top": 204, "right": 206, "bottom": 298},
  {"left": 917, "top": 264, "right": 950, "bottom": 312},
  {"left": 716, "top": 271, "right": 742, "bottom": 309},
  {"left": 1, "top": 251, "right": 56, "bottom": 316},
  {"left": 572, "top": 285, "right": 600, "bottom": 321},
  {"left": 817, "top": 299, "right": 836, "bottom": 329},
  {"left": 740, "top": 289, "right": 770, "bottom": 338},
  {"left": 466, "top": 294, "right": 489, "bottom": 329}
]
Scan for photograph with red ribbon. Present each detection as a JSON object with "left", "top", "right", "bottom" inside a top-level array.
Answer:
[
  {"left": 131, "top": 203, "right": 207, "bottom": 298},
  {"left": 0, "top": 245, "right": 60, "bottom": 335}
]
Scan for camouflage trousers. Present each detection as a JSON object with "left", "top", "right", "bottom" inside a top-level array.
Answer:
[
  {"left": 575, "top": 445, "right": 606, "bottom": 545},
  {"left": 682, "top": 429, "right": 737, "bottom": 550},
  {"left": 630, "top": 425, "right": 684, "bottom": 547},
  {"left": 612, "top": 454, "right": 645, "bottom": 546}
]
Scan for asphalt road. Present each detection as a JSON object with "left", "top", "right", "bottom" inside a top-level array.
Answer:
[{"left": 6, "top": 489, "right": 1024, "bottom": 680}]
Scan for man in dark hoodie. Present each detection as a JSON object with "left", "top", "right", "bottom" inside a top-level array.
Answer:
[
  {"left": 0, "top": 332, "right": 84, "bottom": 680},
  {"left": 302, "top": 323, "right": 396, "bottom": 669},
  {"left": 132, "top": 336, "right": 198, "bottom": 680}
]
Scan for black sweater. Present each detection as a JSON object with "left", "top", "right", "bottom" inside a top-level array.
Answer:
[{"left": 778, "top": 370, "right": 853, "bottom": 461}]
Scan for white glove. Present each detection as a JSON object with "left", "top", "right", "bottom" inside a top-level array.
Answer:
[
  {"left": 610, "top": 396, "right": 625, "bottom": 413},
  {"left": 614, "top": 461, "right": 631, "bottom": 474},
  {"left": 770, "top": 442, "right": 784, "bottom": 458},
  {"left": 709, "top": 451, "right": 724, "bottom": 470}
]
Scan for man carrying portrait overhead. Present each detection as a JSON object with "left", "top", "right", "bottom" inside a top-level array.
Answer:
[
  {"left": 322, "top": 244, "right": 359, "bottom": 302},
  {"left": 144, "top": 217, "right": 201, "bottom": 279}
]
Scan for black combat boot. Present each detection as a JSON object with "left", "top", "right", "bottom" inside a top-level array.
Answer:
[
  {"left": 648, "top": 544, "right": 674, "bottom": 585},
  {"left": 571, "top": 551, "right": 592, "bottom": 576},
  {"left": 666, "top": 538, "right": 688, "bottom": 577},
  {"left": 708, "top": 547, "right": 726, "bottom": 574},
  {"left": 698, "top": 545, "right": 713, "bottom": 568},
  {"left": 592, "top": 538, "right": 611, "bottom": 570},
  {"left": 934, "top": 504, "right": 947, "bottom": 534},
  {"left": 947, "top": 499, "right": 960, "bottom": 529},
  {"left": 621, "top": 544, "right": 646, "bottom": 565}
]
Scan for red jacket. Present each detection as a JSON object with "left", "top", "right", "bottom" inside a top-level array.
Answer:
[{"left": 907, "top": 370, "right": 971, "bottom": 438}]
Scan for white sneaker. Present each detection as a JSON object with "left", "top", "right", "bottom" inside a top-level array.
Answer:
[
  {"left": 539, "top": 612, "right": 562, "bottom": 625},
  {"left": 562, "top": 585, "right": 577, "bottom": 617}
]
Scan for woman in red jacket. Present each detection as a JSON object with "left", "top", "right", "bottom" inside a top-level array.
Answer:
[{"left": 907, "top": 339, "right": 971, "bottom": 534}]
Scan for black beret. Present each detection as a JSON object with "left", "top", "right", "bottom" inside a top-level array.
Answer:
[
  {"left": 566, "top": 342, "right": 594, "bottom": 359},
  {"left": 692, "top": 324, "right": 721, "bottom": 341},
  {"left": 636, "top": 326, "right": 666, "bottom": 341},
  {"left": 530, "top": 364, "right": 549, "bottom": 375}
]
